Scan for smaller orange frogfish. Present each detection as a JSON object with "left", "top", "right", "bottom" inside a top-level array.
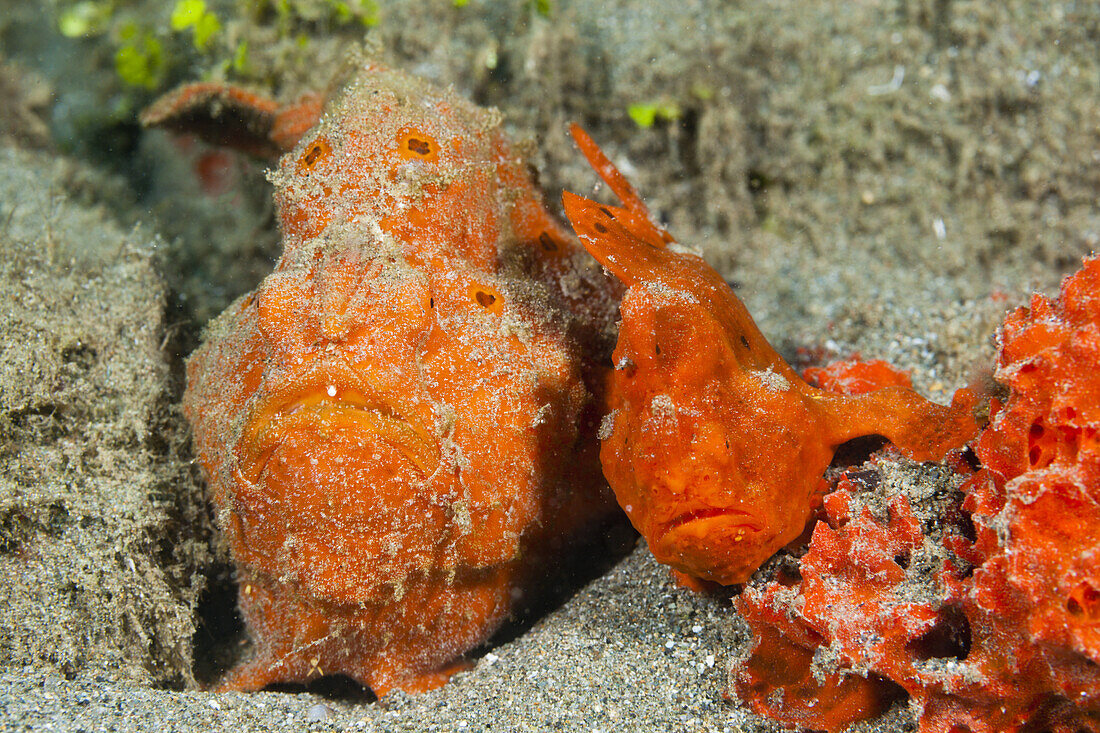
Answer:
[
  {"left": 154, "top": 68, "right": 619, "bottom": 694},
  {"left": 562, "top": 125, "right": 979, "bottom": 587}
]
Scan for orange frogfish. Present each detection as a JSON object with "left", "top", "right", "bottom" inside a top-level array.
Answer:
[
  {"left": 165, "top": 67, "right": 619, "bottom": 694},
  {"left": 562, "top": 125, "right": 978, "bottom": 586}
]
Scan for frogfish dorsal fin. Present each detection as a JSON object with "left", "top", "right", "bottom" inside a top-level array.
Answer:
[
  {"left": 141, "top": 82, "right": 323, "bottom": 159},
  {"left": 562, "top": 127, "right": 789, "bottom": 374},
  {"left": 567, "top": 124, "right": 673, "bottom": 251}
]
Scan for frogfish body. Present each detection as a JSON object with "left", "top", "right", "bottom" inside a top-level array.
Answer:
[
  {"left": 176, "top": 67, "right": 618, "bottom": 694},
  {"left": 562, "top": 125, "right": 978, "bottom": 587}
]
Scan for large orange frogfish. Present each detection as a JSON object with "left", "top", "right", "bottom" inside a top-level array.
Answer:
[
  {"left": 160, "top": 67, "right": 619, "bottom": 694},
  {"left": 562, "top": 125, "right": 978, "bottom": 587}
]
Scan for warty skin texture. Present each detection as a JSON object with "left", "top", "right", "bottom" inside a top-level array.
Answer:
[
  {"left": 174, "top": 66, "right": 618, "bottom": 694},
  {"left": 563, "top": 125, "right": 978, "bottom": 586}
]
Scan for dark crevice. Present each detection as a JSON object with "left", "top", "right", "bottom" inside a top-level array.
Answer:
[
  {"left": 830, "top": 435, "right": 889, "bottom": 468},
  {"left": 190, "top": 560, "right": 244, "bottom": 688},
  {"left": 906, "top": 604, "right": 971, "bottom": 662}
]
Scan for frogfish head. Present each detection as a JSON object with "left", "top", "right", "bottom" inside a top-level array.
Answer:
[
  {"left": 599, "top": 270, "right": 787, "bottom": 585},
  {"left": 271, "top": 64, "right": 512, "bottom": 271},
  {"left": 187, "top": 234, "right": 572, "bottom": 606}
]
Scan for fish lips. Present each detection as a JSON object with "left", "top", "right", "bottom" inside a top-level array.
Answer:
[
  {"left": 650, "top": 506, "right": 771, "bottom": 586},
  {"left": 234, "top": 359, "right": 440, "bottom": 487}
]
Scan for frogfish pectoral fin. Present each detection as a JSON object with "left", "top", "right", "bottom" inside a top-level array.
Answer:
[{"left": 817, "top": 385, "right": 980, "bottom": 461}]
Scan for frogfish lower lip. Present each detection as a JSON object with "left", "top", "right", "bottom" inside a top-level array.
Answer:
[
  {"left": 651, "top": 507, "right": 769, "bottom": 585},
  {"left": 658, "top": 507, "right": 761, "bottom": 540},
  {"left": 652, "top": 507, "right": 765, "bottom": 558},
  {"left": 234, "top": 362, "right": 440, "bottom": 485}
]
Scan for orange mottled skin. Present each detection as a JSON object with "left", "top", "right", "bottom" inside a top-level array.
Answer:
[
  {"left": 802, "top": 356, "right": 915, "bottom": 395},
  {"left": 562, "top": 125, "right": 979, "bottom": 586},
  {"left": 170, "top": 67, "right": 618, "bottom": 694}
]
